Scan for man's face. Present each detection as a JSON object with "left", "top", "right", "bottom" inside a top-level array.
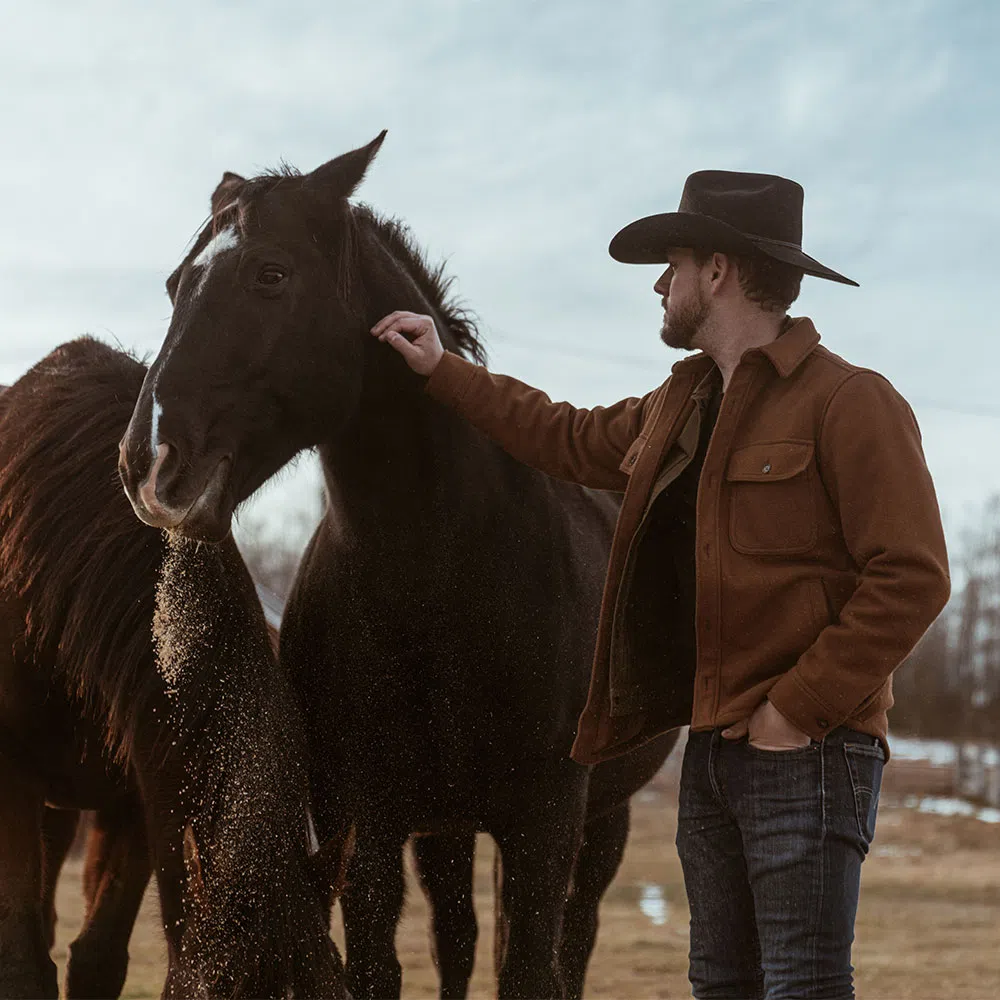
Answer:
[{"left": 653, "top": 248, "right": 710, "bottom": 350}]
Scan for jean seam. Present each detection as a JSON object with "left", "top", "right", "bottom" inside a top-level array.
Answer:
[
  {"left": 708, "top": 730, "right": 726, "bottom": 807},
  {"left": 812, "top": 736, "right": 828, "bottom": 994}
]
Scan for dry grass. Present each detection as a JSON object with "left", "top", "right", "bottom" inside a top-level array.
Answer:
[{"left": 51, "top": 789, "right": 1000, "bottom": 999}]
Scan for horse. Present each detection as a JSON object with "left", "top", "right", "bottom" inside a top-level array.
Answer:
[
  {"left": 0, "top": 337, "right": 348, "bottom": 998},
  {"left": 117, "top": 134, "right": 678, "bottom": 999}
]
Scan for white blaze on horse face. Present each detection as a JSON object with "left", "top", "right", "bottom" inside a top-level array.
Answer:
[
  {"left": 150, "top": 396, "right": 163, "bottom": 457},
  {"left": 192, "top": 225, "right": 241, "bottom": 295}
]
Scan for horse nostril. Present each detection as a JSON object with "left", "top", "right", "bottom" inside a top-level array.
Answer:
[{"left": 138, "top": 442, "right": 174, "bottom": 513}]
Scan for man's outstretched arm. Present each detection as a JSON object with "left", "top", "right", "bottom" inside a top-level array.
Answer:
[{"left": 371, "top": 310, "right": 655, "bottom": 491}]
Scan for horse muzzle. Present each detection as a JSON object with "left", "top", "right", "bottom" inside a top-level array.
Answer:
[{"left": 120, "top": 438, "right": 233, "bottom": 541}]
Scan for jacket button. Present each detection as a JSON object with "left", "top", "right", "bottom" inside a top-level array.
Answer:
[
  {"left": 817, "top": 718, "right": 830, "bottom": 729},
  {"left": 762, "top": 462, "right": 772, "bottom": 474}
]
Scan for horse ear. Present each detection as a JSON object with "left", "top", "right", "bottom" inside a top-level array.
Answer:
[
  {"left": 211, "top": 170, "right": 246, "bottom": 216},
  {"left": 304, "top": 131, "right": 387, "bottom": 199}
]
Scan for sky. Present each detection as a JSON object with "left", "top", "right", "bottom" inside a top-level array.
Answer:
[{"left": 1, "top": 0, "right": 997, "bottom": 562}]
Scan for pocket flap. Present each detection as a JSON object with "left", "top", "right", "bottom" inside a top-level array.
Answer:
[
  {"left": 618, "top": 435, "right": 647, "bottom": 475},
  {"left": 727, "top": 441, "right": 814, "bottom": 482}
]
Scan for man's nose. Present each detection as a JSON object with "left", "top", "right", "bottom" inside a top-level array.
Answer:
[{"left": 653, "top": 271, "right": 670, "bottom": 296}]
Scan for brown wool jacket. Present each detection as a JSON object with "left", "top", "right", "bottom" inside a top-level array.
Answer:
[{"left": 425, "top": 318, "right": 951, "bottom": 764}]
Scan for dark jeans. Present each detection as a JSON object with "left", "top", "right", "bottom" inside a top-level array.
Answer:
[{"left": 676, "top": 727, "right": 884, "bottom": 1000}]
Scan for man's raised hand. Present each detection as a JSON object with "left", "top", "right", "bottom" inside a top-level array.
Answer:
[{"left": 370, "top": 311, "right": 445, "bottom": 376}]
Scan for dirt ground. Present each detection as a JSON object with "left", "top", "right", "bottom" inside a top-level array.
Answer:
[{"left": 50, "top": 780, "right": 1000, "bottom": 1000}]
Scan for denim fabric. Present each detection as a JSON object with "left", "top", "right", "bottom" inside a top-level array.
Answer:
[{"left": 676, "top": 727, "right": 884, "bottom": 999}]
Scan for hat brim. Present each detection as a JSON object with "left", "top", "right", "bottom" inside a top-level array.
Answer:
[{"left": 609, "top": 212, "right": 859, "bottom": 287}]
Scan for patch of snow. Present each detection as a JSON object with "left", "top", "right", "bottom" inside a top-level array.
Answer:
[
  {"left": 890, "top": 737, "right": 958, "bottom": 766},
  {"left": 873, "top": 844, "right": 923, "bottom": 858},
  {"left": 904, "top": 795, "right": 1000, "bottom": 824},
  {"left": 638, "top": 883, "right": 669, "bottom": 926}
]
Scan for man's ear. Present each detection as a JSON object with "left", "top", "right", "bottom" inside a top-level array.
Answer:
[
  {"left": 712, "top": 252, "right": 725, "bottom": 282},
  {"left": 709, "top": 251, "right": 737, "bottom": 290}
]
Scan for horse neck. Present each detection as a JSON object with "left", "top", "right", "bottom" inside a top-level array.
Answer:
[{"left": 318, "top": 224, "right": 490, "bottom": 538}]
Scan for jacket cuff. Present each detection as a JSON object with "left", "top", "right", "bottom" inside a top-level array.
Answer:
[
  {"left": 425, "top": 351, "right": 479, "bottom": 408},
  {"left": 766, "top": 671, "right": 843, "bottom": 742}
]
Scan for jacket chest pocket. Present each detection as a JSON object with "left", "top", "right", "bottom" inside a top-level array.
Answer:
[{"left": 726, "top": 441, "right": 817, "bottom": 555}]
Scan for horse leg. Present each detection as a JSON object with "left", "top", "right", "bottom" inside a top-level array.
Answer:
[
  {"left": 40, "top": 807, "right": 80, "bottom": 950},
  {"left": 65, "top": 800, "right": 150, "bottom": 1000},
  {"left": 0, "top": 751, "right": 57, "bottom": 998},
  {"left": 492, "top": 784, "right": 585, "bottom": 1000},
  {"left": 412, "top": 832, "right": 478, "bottom": 999},
  {"left": 340, "top": 830, "right": 406, "bottom": 1000},
  {"left": 558, "top": 803, "right": 631, "bottom": 1000}
]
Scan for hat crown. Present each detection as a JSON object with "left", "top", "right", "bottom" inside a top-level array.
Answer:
[{"left": 678, "top": 171, "right": 803, "bottom": 248}]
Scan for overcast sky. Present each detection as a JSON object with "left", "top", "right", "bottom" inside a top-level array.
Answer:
[{"left": 1, "top": 0, "right": 997, "bottom": 558}]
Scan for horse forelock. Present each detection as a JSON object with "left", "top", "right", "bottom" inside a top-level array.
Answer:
[{"left": 200, "top": 163, "right": 487, "bottom": 364}]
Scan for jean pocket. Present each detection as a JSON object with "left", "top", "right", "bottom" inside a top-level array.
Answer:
[
  {"left": 843, "top": 742, "right": 884, "bottom": 845},
  {"left": 745, "top": 738, "right": 818, "bottom": 759}
]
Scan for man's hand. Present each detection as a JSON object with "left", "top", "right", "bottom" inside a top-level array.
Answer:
[
  {"left": 721, "top": 698, "right": 812, "bottom": 750},
  {"left": 370, "top": 311, "right": 445, "bottom": 376}
]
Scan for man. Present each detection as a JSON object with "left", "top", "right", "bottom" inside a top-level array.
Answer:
[{"left": 371, "top": 171, "right": 950, "bottom": 999}]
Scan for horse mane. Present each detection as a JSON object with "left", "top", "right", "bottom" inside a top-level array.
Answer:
[
  {"left": 354, "top": 204, "right": 488, "bottom": 365},
  {"left": 0, "top": 338, "right": 261, "bottom": 765},
  {"left": 0, "top": 338, "right": 344, "bottom": 994},
  {"left": 0, "top": 338, "right": 165, "bottom": 759}
]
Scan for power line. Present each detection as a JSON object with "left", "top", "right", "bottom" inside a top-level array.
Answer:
[{"left": 486, "top": 333, "right": 1000, "bottom": 421}]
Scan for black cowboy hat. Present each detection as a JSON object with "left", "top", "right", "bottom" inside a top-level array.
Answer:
[{"left": 609, "top": 170, "right": 858, "bottom": 286}]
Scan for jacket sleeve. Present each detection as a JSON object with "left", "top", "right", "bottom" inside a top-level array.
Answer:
[
  {"left": 424, "top": 351, "right": 657, "bottom": 491},
  {"left": 766, "top": 371, "right": 951, "bottom": 740}
]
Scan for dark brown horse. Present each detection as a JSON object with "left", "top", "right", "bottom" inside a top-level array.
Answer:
[
  {"left": 0, "top": 338, "right": 348, "bottom": 998},
  {"left": 118, "top": 135, "right": 677, "bottom": 999}
]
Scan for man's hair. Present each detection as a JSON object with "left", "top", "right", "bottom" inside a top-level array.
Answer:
[{"left": 693, "top": 248, "right": 802, "bottom": 313}]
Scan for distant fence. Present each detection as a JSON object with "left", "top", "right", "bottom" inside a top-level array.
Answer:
[
  {"left": 956, "top": 742, "right": 1000, "bottom": 807},
  {"left": 884, "top": 737, "right": 1000, "bottom": 807},
  {"left": 650, "top": 733, "right": 1000, "bottom": 809}
]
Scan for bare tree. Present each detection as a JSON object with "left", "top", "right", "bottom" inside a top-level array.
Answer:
[{"left": 893, "top": 495, "right": 1000, "bottom": 739}]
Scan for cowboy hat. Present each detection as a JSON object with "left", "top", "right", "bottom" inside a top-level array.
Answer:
[{"left": 609, "top": 170, "right": 858, "bottom": 286}]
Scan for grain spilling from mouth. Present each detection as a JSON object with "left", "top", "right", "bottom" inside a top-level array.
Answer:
[
  {"left": 152, "top": 534, "right": 216, "bottom": 695},
  {"left": 149, "top": 530, "right": 348, "bottom": 997}
]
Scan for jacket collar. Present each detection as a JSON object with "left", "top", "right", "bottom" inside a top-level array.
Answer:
[
  {"left": 757, "top": 317, "right": 821, "bottom": 377},
  {"left": 670, "top": 316, "right": 821, "bottom": 380}
]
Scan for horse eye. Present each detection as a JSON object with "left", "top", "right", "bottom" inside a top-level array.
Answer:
[{"left": 256, "top": 265, "right": 287, "bottom": 286}]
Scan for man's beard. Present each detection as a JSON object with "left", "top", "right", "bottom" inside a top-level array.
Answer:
[{"left": 660, "top": 289, "right": 709, "bottom": 350}]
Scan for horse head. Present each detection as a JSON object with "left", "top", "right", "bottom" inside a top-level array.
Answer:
[{"left": 119, "top": 132, "right": 387, "bottom": 541}]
